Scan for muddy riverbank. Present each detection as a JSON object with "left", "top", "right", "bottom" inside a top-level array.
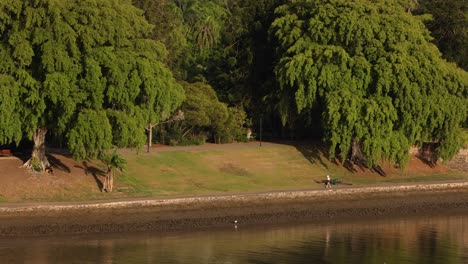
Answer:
[{"left": 1, "top": 181, "right": 467, "bottom": 237}]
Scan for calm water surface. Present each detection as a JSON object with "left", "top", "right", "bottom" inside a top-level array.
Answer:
[{"left": 1, "top": 215, "right": 467, "bottom": 264}]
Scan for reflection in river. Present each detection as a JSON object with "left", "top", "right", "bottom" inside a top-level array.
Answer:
[{"left": 1, "top": 215, "right": 467, "bottom": 264}]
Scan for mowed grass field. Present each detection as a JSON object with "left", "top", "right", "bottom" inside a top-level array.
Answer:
[
  {"left": 120, "top": 144, "right": 329, "bottom": 196},
  {"left": 116, "top": 142, "right": 468, "bottom": 197}
]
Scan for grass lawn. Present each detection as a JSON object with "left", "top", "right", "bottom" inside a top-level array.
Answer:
[
  {"left": 120, "top": 144, "right": 328, "bottom": 196},
  {"left": 115, "top": 143, "right": 468, "bottom": 197}
]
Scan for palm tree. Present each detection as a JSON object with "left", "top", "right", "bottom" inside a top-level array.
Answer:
[{"left": 102, "top": 150, "right": 126, "bottom": 192}]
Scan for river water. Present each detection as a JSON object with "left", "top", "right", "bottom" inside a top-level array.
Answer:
[{"left": 1, "top": 215, "right": 467, "bottom": 264}]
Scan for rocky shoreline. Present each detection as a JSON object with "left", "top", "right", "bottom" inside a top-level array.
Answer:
[{"left": 1, "top": 181, "right": 468, "bottom": 237}]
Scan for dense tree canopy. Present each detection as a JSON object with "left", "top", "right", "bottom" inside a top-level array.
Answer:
[
  {"left": 416, "top": 0, "right": 467, "bottom": 71},
  {"left": 133, "top": 0, "right": 227, "bottom": 80},
  {"left": 203, "top": 0, "right": 284, "bottom": 106},
  {"left": 271, "top": 0, "right": 467, "bottom": 167},
  {"left": 1, "top": 0, "right": 466, "bottom": 172},
  {"left": 0, "top": 0, "right": 183, "bottom": 166},
  {"left": 179, "top": 81, "right": 228, "bottom": 137}
]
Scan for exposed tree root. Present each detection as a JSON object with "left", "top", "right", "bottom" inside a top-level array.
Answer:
[{"left": 22, "top": 128, "right": 50, "bottom": 172}]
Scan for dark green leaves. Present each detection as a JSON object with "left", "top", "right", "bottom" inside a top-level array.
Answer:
[
  {"left": 67, "top": 110, "right": 113, "bottom": 161},
  {"left": 272, "top": 0, "right": 467, "bottom": 166},
  {"left": 0, "top": 0, "right": 183, "bottom": 160}
]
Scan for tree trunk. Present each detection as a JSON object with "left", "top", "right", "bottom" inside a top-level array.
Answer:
[
  {"left": 23, "top": 127, "right": 50, "bottom": 172},
  {"left": 350, "top": 137, "right": 364, "bottom": 165},
  {"left": 109, "top": 172, "right": 114, "bottom": 192},
  {"left": 102, "top": 175, "right": 107, "bottom": 192},
  {"left": 102, "top": 167, "right": 114, "bottom": 192},
  {"left": 147, "top": 124, "right": 154, "bottom": 153},
  {"left": 161, "top": 126, "right": 165, "bottom": 145}
]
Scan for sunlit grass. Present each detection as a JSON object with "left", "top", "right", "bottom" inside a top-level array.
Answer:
[
  {"left": 116, "top": 143, "right": 467, "bottom": 197},
  {"left": 120, "top": 145, "right": 328, "bottom": 197}
]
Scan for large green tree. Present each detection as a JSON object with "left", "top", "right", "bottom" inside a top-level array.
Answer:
[
  {"left": 131, "top": 0, "right": 188, "bottom": 75},
  {"left": 271, "top": 0, "right": 467, "bottom": 167},
  {"left": 416, "top": 0, "right": 467, "bottom": 71},
  {"left": 178, "top": 81, "right": 228, "bottom": 142},
  {"left": 0, "top": 0, "right": 183, "bottom": 170},
  {"left": 205, "top": 0, "right": 284, "bottom": 107},
  {"left": 133, "top": 0, "right": 227, "bottom": 81}
]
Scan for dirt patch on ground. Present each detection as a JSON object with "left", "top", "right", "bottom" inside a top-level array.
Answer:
[
  {"left": 337, "top": 154, "right": 451, "bottom": 178},
  {"left": 0, "top": 154, "right": 103, "bottom": 202}
]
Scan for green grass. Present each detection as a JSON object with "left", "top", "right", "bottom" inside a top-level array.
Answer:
[
  {"left": 119, "top": 145, "right": 328, "bottom": 197},
  {"left": 114, "top": 143, "right": 467, "bottom": 198}
]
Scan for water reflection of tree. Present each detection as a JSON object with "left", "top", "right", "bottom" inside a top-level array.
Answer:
[{"left": 242, "top": 217, "right": 468, "bottom": 264}]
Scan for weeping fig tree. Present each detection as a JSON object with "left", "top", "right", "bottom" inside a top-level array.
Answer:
[
  {"left": 0, "top": 0, "right": 183, "bottom": 170},
  {"left": 271, "top": 0, "right": 467, "bottom": 168}
]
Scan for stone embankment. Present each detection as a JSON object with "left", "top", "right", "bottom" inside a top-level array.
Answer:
[
  {"left": 1, "top": 181, "right": 467, "bottom": 237},
  {"left": 410, "top": 146, "right": 468, "bottom": 173},
  {"left": 447, "top": 149, "right": 468, "bottom": 173},
  {"left": 1, "top": 181, "right": 467, "bottom": 214}
]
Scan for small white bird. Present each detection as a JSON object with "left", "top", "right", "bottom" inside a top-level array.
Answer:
[{"left": 233, "top": 220, "right": 238, "bottom": 224}]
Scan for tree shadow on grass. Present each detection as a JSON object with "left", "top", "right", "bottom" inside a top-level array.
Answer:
[
  {"left": 343, "top": 158, "right": 387, "bottom": 177},
  {"left": 280, "top": 140, "right": 388, "bottom": 176},
  {"left": 46, "top": 154, "right": 71, "bottom": 173},
  {"left": 290, "top": 141, "right": 330, "bottom": 170},
  {"left": 81, "top": 161, "right": 106, "bottom": 191}
]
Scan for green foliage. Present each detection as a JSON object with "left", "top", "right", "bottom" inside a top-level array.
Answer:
[
  {"left": 176, "top": 82, "right": 249, "bottom": 144},
  {"left": 30, "top": 156, "right": 43, "bottom": 172},
  {"left": 178, "top": 133, "right": 208, "bottom": 146},
  {"left": 217, "top": 107, "right": 249, "bottom": 143},
  {"left": 416, "top": 0, "right": 468, "bottom": 70},
  {"left": 175, "top": 0, "right": 226, "bottom": 51},
  {"left": 132, "top": 0, "right": 189, "bottom": 72},
  {"left": 67, "top": 110, "right": 113, "bottom": 161},
  {"left": 134, "top": 0, "right": 285, "bottom": 132},
  {"left": 204, "top": 0, "right": 284, "bottom": 109},
  {"left": 0, "top": 75, "right": 21, "bottom": 145},
  {"left": 107, "top": 109, "right": 146, "bottom": 148},
  {"left": 134, "top": 0, "right": 228, "bottom": 80},
  {"left": 463, "top": 129, "right": 468, "bottom": 146},
  {"left": 103, "top": 149, "right": 127, "bottom": 174},
  {"left": 158, "top": 81, "right": 239, "bottom": 145},
  {"left": 271, "top": 0, "right": 468, "bottom": 166},
  {"left": 181, "top": 81, "right": 228, "bottom": 129},
  {"left": 0, "top": 0, "right": 182, "bottom": 160}
]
